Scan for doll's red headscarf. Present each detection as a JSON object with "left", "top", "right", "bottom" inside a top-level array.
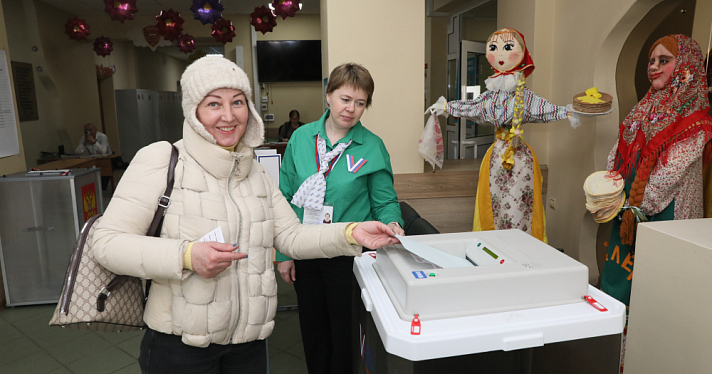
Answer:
[
  {"left": 614, "top": 34, "right": 712, "bottom": 245},
  {"left": 613, "top": 34, "right": 712, "bottom": 178},
  {"left": 488, "top": 28, "right": 535, "bottom": 79}
]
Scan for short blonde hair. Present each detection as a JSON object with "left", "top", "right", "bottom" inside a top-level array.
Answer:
[{"left": 326, "top": 63, "right": 375, "bottom": 108}]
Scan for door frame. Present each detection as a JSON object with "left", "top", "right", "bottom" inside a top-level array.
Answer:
[{"left": 459, "top": 40, "right": 493, "bottom": 159}]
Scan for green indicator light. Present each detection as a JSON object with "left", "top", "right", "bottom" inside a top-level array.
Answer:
[
  {"left": 482, "top": 247, "right": 498, "bottom": 259},
  {"left": 429, "top": 273, "right": 436, "bottom": 277}
]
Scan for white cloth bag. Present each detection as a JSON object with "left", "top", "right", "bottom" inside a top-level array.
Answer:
[{"left": 419, "top": 109, "right": 444, "bottom": 170}]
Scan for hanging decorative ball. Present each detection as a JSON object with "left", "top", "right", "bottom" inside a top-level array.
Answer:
[
  {"left": 103, "top": 0, "right": 138, "bottom": 23},
  {"left": 190, "top": 0, "right": 224, "bottom": 25},
  {"left": 93, "top": 36, "right": 114, "bottom": 57},
  {"left": 211, "top": 18, "right": 236, "bottom": 44},
  {"left": 271, "top": 0, "right": 300, "bottom": 20},
  {"left": 155, "top": 9, "right": 184, "bottom": 41},
  {"left": 65, "top": 18, "right": 90, "bottom": 41},
  {"left": 178, "top": 34, "right": 197, "bottom": 54},
  {"left": 250, "top": 6, "right": 277, "bottom": 35}
]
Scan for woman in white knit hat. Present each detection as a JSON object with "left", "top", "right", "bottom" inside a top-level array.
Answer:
[{"left": 91, "top": 55, "right": 399, "bottom": 374}]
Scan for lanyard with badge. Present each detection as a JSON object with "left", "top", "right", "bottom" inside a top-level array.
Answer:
[
  {"left": 303, "top": 138, "right": 343, "bottom": 224},
  {"left": 291, "top": 134, "right": 351, "bottom": 225}
]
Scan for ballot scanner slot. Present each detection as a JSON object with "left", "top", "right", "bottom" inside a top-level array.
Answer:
[
  {"left": 466, "top": 238, "right": 511, "bottom": 266},
  {"left": 396, "top": 234, "right": 513, "bottom": 268}
]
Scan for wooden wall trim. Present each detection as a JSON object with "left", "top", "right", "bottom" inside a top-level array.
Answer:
[
  {"left": 394, "top": 165, "right": 548, "bottom": 200},
  {"left": 394, "top": 163, "right": 548, "bottom": 233},
  {"left": 394, "top": 171, "right": 479, "bottom": 199}
]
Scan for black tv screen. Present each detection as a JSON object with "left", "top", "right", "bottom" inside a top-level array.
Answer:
[{"left": 256, "top": 40, "right": 322, "bottom": 83}]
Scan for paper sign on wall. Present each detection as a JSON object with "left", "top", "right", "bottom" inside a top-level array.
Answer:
[{"left": 0, "top": 50, "right": 20, "bottom": 159}]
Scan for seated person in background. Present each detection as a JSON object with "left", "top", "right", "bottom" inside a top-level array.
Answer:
[
  {"left": 75, "top": 123, "right": 112, "bottom": 155},
  {"left": 278, "top": 109, "right": 304, "bottom": 142}
]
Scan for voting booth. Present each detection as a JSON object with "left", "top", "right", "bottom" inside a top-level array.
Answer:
[{"left": 353, "top": 230, "right": 626, "bottom": 374}]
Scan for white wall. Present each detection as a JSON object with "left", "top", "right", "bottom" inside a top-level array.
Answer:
[{"left": 322, "top": 0, "right": 425, "bottom": 174}]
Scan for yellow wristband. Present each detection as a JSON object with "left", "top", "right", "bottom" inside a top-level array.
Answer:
[
  {"left": 183, "top": 242, "right": 194, "bottom": 271},
  {"left": 345, "top": 222, "right": 359, "bottom": 245}
]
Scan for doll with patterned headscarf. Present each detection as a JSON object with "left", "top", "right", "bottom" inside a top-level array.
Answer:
[
  {"left": 428, "top": 27, "right": 579, "bottom": 243},
  {"left": 601, "top": 34, "right": 712, "bottom": 308}
]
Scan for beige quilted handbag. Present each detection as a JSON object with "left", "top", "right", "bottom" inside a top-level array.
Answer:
[{"left": 49, "top": 144, "right": 178, "bottom": 332}]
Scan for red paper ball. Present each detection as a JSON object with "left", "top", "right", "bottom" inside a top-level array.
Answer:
[
  {"left": 178, "top": 34, "right": 197, "bottom": 54},
  {"left": 93, "top": 36, "right": 114, "bottom": 57},
  {"left": 250, "top": 6, "right": 277, "bottom": 35},
  {"left": 65, "top": 18, "right": 90, "bottom": 41},
  {"left": 211, "top": 18, "right": 236, "bottom": 44},
  {"left": 271, "top": 0, "right": 300, "bottom": 20},
  {"left": 104, "top": 0, "right": 138, "bottom": 23},
  {"left": 155, "top": 9, "right": 184, "bottom": 41}
]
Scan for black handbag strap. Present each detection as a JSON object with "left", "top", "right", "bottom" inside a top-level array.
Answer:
[
  {"left": 147, "top": 144, "right": 179, "bottom": 237},
  {"left": 98, "top": 144, "right": 179, "bottom": 312}
]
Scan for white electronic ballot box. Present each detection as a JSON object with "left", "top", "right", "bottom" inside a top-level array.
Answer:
[{"left": 352, "top": 230, "right": 625, "bottom": 374}]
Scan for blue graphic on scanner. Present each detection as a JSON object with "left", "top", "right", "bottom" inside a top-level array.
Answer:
[{"left": 412, "top": 271, "right": 427, "bottom": 279}]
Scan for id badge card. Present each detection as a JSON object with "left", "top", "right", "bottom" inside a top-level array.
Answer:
[{"left": 303, "top": 202, "right": 334, "bottom": 225}]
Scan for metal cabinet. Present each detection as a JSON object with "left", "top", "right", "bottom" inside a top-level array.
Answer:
[
  {"left": 115, "top": 89, "right": 183, "bottom": 162},
  {"left": 0, "top": 168, "right": 102, "bottom": 306},
  {"left": 158, "top": 91, "right": 183, "bottom": 144}
]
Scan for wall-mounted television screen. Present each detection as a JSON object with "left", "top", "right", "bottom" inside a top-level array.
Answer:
[{"left": 256, "top": 40, "right": 322, "bottom": 83}]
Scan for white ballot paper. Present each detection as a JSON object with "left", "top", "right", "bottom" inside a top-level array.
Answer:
[
  {"left": 395, "top": 235, "right": 474, "bottom": 268},
  {"left": 199, "top": 227, "right": 225, "bottom": 243}
]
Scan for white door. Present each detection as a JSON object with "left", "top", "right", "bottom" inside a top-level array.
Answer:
[{"left": 458, "top": 40, "right": 493, "bottom": 159}]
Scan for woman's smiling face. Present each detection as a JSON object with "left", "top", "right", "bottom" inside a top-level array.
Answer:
[
  {"left": 196, "top": 88, "right": 249, "bottom": 147},
  {"left": 486, "top": 35, "right": 524, "bottom": 73}
]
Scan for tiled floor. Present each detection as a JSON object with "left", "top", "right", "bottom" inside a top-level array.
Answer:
[{"left": 0, "top": 266, "right": 306, "bottom": 374}]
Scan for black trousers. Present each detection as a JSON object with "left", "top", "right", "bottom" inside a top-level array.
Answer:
[
  {"left": 294, "top": 256, "right": 355, "bottom": 374},
  {"left": 139, "top": 328, "right": 267, "bottom": 374}
]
